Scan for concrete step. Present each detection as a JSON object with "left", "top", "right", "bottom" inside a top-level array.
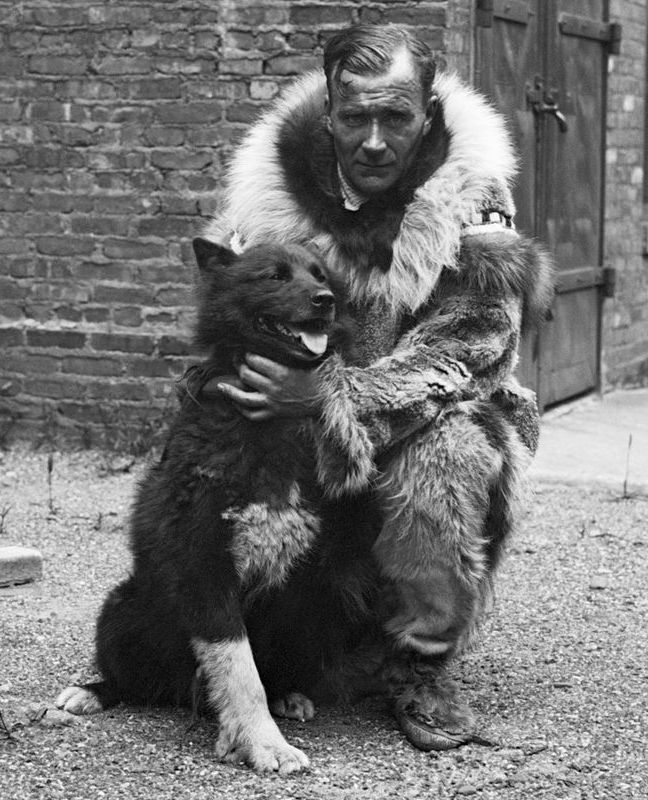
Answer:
[{"left": 0, "top": 545, "right": 43, "bottom": 587}]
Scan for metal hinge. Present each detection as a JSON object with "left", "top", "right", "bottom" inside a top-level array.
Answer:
[
  {"left": 476, "top": 0, "right": 534, "bottom": 27},
  {"left": 559, "top": 14, "right": 622, "bottom": 55},
  {"left": 602, "top": 267, "right": 616, "bottom": 299}
]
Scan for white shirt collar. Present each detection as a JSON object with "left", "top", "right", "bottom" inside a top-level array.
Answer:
[{"left": 337, "top": 164, "right": 367, "bottom": 211}]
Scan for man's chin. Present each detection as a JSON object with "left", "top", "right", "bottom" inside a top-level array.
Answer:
[{"left": 351, "top": 173, "right": 398, "bottom": 197}]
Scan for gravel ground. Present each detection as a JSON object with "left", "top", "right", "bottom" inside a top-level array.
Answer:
[{"left": 1, "top": 446, "right": 646, "bottom": 800}]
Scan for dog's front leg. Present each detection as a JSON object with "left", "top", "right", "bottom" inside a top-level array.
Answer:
[{"left": 192, "top": 635, "right": 310, "bottom": 774}]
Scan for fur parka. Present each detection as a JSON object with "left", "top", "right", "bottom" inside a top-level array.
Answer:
[{"left": 205, "top": 70, "right": 554, "bottom": 497}]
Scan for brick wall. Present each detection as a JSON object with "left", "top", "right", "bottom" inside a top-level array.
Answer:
[
  {"left": 0, "top": 1, "right": 451, "bottom": 449},
  {"left": 603, "top": 0, "right": 648, "bottom": 388}
]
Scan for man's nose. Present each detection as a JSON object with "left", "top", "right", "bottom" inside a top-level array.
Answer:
[{"left": 362, "top": 120, "right": 387, "bottom": 155}]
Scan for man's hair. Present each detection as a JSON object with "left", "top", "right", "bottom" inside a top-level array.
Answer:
[{"left": 323, "top": 24, "right": 437, "bottom": 101}]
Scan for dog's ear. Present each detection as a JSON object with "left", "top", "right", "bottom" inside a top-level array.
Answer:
[{"left": 192, "top": 237, "right": 238, "bottom": 272}]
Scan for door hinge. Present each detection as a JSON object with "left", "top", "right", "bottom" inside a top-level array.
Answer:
[
  {"left": 476, "top": 0, "right": 534, "bottom": 28},
  {"left": 559, "top": 14, "right": 622, "bottom": 55},
  {"left": 602, "top": 267, "right": 616, "bottom": 298}
]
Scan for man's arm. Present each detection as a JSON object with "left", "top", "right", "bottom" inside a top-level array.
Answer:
[{"left": 310, "top": 232, "right": 554, "bottom": 496}]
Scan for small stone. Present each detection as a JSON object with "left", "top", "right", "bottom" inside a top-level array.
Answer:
[
  {"left": 456, "top": 784, "right": 478, "bottom": 796},
  {"left": 589, "top": 572, "right": 610, "bottom": 590}
]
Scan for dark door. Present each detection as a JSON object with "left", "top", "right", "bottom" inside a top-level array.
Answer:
[{"left": 475, "top": 0, "right": 620, "bottom": 408}]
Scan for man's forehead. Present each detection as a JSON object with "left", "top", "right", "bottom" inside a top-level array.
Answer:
[{"left": 332, "top": 48, "right": 422, "bottom": 102}]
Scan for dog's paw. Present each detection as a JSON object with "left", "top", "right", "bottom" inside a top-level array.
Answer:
[
  {"left": 215, "top": 718, "right": 310, "bottom": 775},
  {"left": 270, "top": 691, "right": 316, "bottom": 722},
  {"left": 55, "top": 686, "right": 103, "bottom": 715}
]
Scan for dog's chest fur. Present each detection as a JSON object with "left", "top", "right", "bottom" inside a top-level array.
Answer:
[{"left": 164, "top": 406, "right": 321, "bottom": 590}]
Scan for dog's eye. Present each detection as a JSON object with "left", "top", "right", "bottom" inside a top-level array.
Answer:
[
  {"left": 310, "top": 265, "right": 327, "bottom": 283},
  {"left": 270, "top": 263, "right": 291, "bottom": 281}
]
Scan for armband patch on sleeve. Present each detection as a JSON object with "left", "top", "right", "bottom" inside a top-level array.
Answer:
[{"left": 461, "top": 209, "right": 518, "bottom": 238}]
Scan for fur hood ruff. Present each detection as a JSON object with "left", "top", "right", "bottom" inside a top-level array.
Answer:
[{"left": 205, "top": 71, "right": 518, "bottom": 314}]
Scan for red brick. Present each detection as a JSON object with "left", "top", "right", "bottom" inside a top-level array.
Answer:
[
  {"left": 103, "top": 239, "right": 167, "bottom": 261},
  {"left": 143, "top": 127, "right": 186, "bottom": 147},
  {"left": 62, "top": 356, "right": 123, "bottom": 377},
  {"left": 91, "top": 56, "right": 152, "bottom": 75},
  {"left": 55, "top": 306, "right": 83, "bottom": 323},
  {"left": 225, "top": 103, "right": 264, "bottom": 124},
  {"left": 150, "top": 149, "right": 214, "bottom": 171},
  {"left": 33, "top": 7, "right": 89, "bottom": 26},
  {"left": 8, "top": 259, "right": 38, "bottom": 278},
  {"left": 28, "top": 56, "right": 89, "bottom": 75},
  {"left": 24, "top": 378, "right": 85, "bottom": 400},
  {"left": 83, "top": 307, "right": 111, "bottom": 324},
  {"left": 26, "top": 329, "right": 86, "bottom": 349},
  {"left": 136, "top": 216, "right": 200, "bottom": 239},
  {"left": 35, "top": 237, "right": 96, "bottom": 257},
  {"left": 0, "top": 101, "right": 22, "bottom": 122},
  {"left": 158, "top": 335, "right": 192, "bottom": 356},
  {"left": 0, "top": 279, "right": 26, "bottom": 301},
  {"left": 0, "top": 236, "right": 32, "bottom": 256},
  {"left": 220, "top": 58, "right": 264, "bottom": 76},
  {"left": 90, "top": 333, "right": 155, "bottom": 355},
  {"left": 126, "top": 358, "right": 173, "bottom": 378},
  {"left": 86, "top": 381, "right": 152, "bottom": 402},
  {"left": 70, "top": 216, "right": 130, "bottom": 236},
  {"left": 289, "top": 5, "right": 353, "bottom": 25},
  {"left": 114, "top": 306, "right": 143, "bottom": 327},
  {"left": 155, "top": 102, "right": 225, "bottom": 124},
  {"left": 0, "top": 148, "right": 21, "bottom": 165},
  {"left": 93, "top": 284, "right": 156, "bottom": 305},
  {"left": 128, "top": 78, "right": 183, "bottom": 100},
  {"left": 0, "top": 328, "right": 24, "bottom": 347},
  {"left": 264, "top": 54, "right": 321, "bottom": 75}
]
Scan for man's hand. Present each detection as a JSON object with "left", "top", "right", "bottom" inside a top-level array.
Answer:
[{"left": 203, "top": 353, "right": 322, "bottom": 422}]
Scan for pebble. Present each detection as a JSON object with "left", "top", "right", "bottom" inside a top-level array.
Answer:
[{"left": 589, "top": 573, "right": 610, "bottom": 590}]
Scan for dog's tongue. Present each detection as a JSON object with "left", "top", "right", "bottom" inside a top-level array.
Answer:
[{"left": 288, "top": 325, "right": 328, "bottom": 356}]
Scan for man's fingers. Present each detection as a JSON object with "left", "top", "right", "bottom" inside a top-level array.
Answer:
[
  {"left": 217, "top": 382, "right": 267, "bottom": 409},
  {"left": 244, "top": 352, "right": 287, "bottom": 380},
  {"left": 202, "top": 375, "right": 242, "bottom": 398},
  {"left": 238, "top": 408, "right": 274, "bottom": 422},
  {"left": 238, "top": 363, "right": 272, "bottom": 392}
]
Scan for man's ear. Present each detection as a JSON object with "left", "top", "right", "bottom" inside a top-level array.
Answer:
[
  {"left": 423, "top": 94, "right": 438, "bottom": 136},
  {"left": 324, "top": 93, "right": 333, "bottom": 134},
  {"left": 192, "top": 237, "right": 238, "bottom": 273}
]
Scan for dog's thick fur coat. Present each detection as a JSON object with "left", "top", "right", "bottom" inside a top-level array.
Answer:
[{"left": 56, "top": 240, "right": 360, "bottom": 774}]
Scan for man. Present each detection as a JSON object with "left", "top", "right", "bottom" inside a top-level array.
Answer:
[{"left": 203, "top": 24, "right": 553, "bottom": 750}]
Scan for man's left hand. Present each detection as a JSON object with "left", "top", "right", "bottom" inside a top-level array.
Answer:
[{"left": 215, "top": 353, "right": 322, "bottom": 422}]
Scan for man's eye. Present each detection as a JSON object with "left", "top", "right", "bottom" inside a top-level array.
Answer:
[
  {"left": 386, "top": 112, "right": 410, "bottom": 127},
  {"left": 341, "top": 113, "right": 366, "bottom": 127}
]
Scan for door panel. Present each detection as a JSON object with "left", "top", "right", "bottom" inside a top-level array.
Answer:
[
  {"left": 475, "top": 1, "right": 540, "bottom": 392},
  {"left": 539, "top": 0, "right": 606, "bottom": 404},
  {"left": 475, "top": 0, "right": 610, "bottom": 408}
]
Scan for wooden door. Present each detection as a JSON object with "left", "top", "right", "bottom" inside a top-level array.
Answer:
[{"left": 475, "top": 0, "right": 620, "bottom": 408}]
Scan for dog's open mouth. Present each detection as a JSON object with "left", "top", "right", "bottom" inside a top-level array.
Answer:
[{"left": 255, "top": 316, "right": 330, "bottom": 359}]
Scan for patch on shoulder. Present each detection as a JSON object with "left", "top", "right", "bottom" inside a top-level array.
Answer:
[{"left": 223, "top": 482, "right": 320, "bottom": 589}]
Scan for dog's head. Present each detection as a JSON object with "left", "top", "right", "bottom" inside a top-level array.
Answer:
[{"left": 192, "top": 237, "right": 351, "bottom": 367}]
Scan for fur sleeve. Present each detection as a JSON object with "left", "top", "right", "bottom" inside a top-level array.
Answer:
[{"left": 311, "top": 233, "right": 553, "bottom": 495}]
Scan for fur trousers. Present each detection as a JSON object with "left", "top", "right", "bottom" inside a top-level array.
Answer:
[{"left": 371, "top": 399, "right": 528, "bottom": 717}]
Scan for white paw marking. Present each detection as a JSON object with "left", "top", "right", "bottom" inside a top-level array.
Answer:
[
  {"left": 270, "top": 692, "right": 316, "bottom": 722},
  {"left": 216, "top": 718, "right": 310, "bottom": 775},
  {"left": 54, "top": 686, "right": 103, "bottom": 715}
]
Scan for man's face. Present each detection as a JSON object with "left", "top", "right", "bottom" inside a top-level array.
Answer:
[{"left": 326, "top": 50, "right": 436, "bottom": 197}]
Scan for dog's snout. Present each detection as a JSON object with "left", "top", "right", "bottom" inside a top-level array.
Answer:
[{"left": 311, "top": 290, "right": 335, "bottom": 310}]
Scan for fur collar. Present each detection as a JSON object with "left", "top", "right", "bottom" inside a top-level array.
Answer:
[{"left": 205, "top": 71, "right": 517, "bottom": 313}]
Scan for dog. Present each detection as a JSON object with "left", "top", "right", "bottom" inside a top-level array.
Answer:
[{"left": 56, "top": 238, "right": 356, "bottom": 775}]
